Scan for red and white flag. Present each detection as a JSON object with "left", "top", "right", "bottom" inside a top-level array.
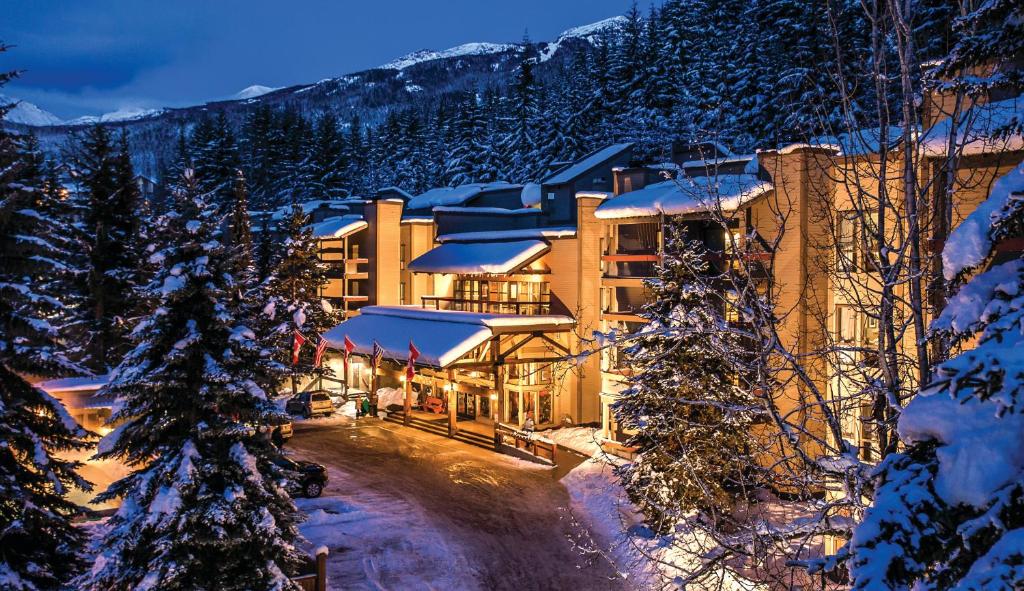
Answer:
[
  {"left": 406, "top": 340, "right": 420, "bottom": 380},
  {"left": 292, "top": 330, "right": 306, "bottom": 365},
  {"left": 314, "top": 335, "right": 329, "bottom": 367},
  {"left": 342, "top": 335, "right": 355, "bottom": 376}
]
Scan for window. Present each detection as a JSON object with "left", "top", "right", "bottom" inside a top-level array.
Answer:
[
  {"left": 399, "top": 282, "right": 406, "bottom": 304},
  {"left": 539, "top": 390, "right": 552, "bottom": 424},
  {"left": 547, "top": 192, "right": 556, "bottom": 201},
  {"left": 509, "top": 282, "right": 519, "bottom": 299},
  {"left": 837, "top": 211, "right": 857, "bottom": 271},
  {"left": 400, "top": 242, "right": 406, "bottom": 269},
  {"left": 836, "top": 305, "right": 858, "bottom": 343},
  {"left": 859, "top": 402, "right": 878, "bottom": 462}
]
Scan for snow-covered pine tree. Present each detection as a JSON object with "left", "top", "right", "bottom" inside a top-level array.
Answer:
[
  {"left": 82, "top": 169, "right": 304, "bottom": 590},
  {"left": 848, "top": 161, "right": 1024, "bottom": 591},
  {"left": 613, "top": 222, "right": 760, "bottom": 533},
  {"left": 261, "top": 202, "right": 340, "bottom": 391},
  {"left": 497, "top": 37, "right": 543, "bottom": 181},
  {"left": 300, "top": 111, "right": 349, "bottom": 200},
  {"left": 224, "top": 169, "right": 255, "bottom": 285},
  {"left": 70, "top": 124, "right": 144, "bottom": 371},
  {"left": 192, "top": 112, "right": 240, "bottom": 205},
  {"left": 0, "top": 66, "right": 93, "bottom": 590},
  {"left": 930, "top": 0, "right": 1024, "bottom": 98}
]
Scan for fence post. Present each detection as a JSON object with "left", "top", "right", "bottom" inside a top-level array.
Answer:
[{"left": 316, "top": 546, "right": 328, "bottom": 591}]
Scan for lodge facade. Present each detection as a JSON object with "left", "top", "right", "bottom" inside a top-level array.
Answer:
[{"left": 287, "top": 88, "right": 1024, "bottom": 462}]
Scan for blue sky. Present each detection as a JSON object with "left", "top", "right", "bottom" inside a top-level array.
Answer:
[{"left": 5, "top": 0, "right": 648, "bottom": 119}]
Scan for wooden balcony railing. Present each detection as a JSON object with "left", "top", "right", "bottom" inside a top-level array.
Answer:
[{"left": 421, "top": 296, "right": 550, "bottom": 315}]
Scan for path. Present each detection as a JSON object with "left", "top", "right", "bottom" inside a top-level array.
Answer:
[{"left": 288, "top": 416, "right": 625, "bottom": 590}]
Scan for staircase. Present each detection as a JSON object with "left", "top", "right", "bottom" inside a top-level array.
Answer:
[{"left": 382, "top": 410, "right": 494, "bottom": 450}]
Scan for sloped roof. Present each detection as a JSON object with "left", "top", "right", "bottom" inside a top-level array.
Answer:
[
  {"left": 323, "top": 306, "right": 574, "bottom": 367},
  {"left": 922, "top": 96, "right": 1023, "bottom": 157},
  {"left": 543, "top": 143, "right": 633, "bottom": 185},
  {"left": 308, "top": 215, "right": 368, "bottom": 239},
  {"left": 408, "top": 240, "right": 550, "bottom": 274},
  {"left": 406, "top": 182, "right": 520, "bottom": 210},
  {"left": 595, "top": 175, "right": 772, "bottom": 220}
]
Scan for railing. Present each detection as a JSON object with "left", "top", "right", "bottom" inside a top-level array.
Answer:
[
  {"left": 494, "top": 423, "right": 557, "bottom": 464},
  {"left": 421, "top": 296, "right": 550, "bottom": 315}
]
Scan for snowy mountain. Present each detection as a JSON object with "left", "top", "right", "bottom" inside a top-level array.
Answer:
[
  {"left": 1, "top": 95, "right": 64, "bottom": 126},
  {"left": 380, "top": 42, "right": 519, "bottom": 70},
  {"left": 232, "top": 85, "right": 282, "bottom": 100},
  {"left": 10, "top": 15, "right": 625, "bottom": 175},
  {"left": 64, "top": 107, "right": 165, "bottom": 125}
]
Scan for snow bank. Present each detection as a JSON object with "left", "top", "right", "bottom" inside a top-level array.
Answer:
[
  {"left": 562, "top": 457, "right": 762, "bottom": 590},
  {"left": 375, "top": 387, "right": 406, "bottom": 410},
  {"left": 538, "top": 426, "right": 604, "bottom": 457},
  {"left": 407, "top": 239, "right": 549, "bottom": 274},
  {"left": 942, "top": 159, "right": 1024, "bottom": 279},
  {"left": 595, "top": 175, "right": 771, "bottom": 220},
  {"left": 520, "top": 182, "right": 542, "bottom": 207}
]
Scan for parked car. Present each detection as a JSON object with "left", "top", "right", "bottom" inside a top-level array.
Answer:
[
  {"left": 286, "top": 391, "right": 334, "bottom": 418},
  {"left": 273, "top": 455, "right": 328, "bottom": 498}
]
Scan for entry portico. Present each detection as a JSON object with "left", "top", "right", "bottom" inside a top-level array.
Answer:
[{"left": 322, "top": 306, "right": 575, "bottom": 436}]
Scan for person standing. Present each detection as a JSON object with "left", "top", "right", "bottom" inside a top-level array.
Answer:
[{"left": 360, "top": 395, "right": 370, "bottom": 419}]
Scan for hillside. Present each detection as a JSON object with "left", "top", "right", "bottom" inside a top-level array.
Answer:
[{"left": 5, "top": 16, "right": 626, "bottom": 177}]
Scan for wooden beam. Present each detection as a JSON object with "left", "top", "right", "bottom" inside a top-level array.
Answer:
[
  {"left": 537, "top": 333, "right": 570, "bottom": 356},
  {"left": 447, "top": 369, "right": 456, "bottom": 437}
]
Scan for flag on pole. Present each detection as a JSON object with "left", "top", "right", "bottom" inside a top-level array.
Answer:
[
  {"left": 314, "top": 334, "right": 329, "bottom": 367},
  {"left": 342, "top": 335, "right": 355, "bottom": 380},
  {"left": 292, "top": 330, "right": 307, "bottom": 365},
  {"left": 371, "top": 341, "right": 384, "bottom": 370},
  {"left": 407, "top": 341, "right": 420, "bottom": 380}
]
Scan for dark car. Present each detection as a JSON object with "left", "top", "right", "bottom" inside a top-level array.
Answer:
[
  {"left": 273, "top": 455, "right": 328, "bottom": 498},
  {"left": 285, "top": 391, "right": 334, "bottom": 418}
]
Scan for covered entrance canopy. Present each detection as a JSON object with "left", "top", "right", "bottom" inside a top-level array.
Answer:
[
  {"left": 322, "top": 306, "right": 576, "bottom": 439},
  {"left": 322, "top": 305, "right": 574, "bottom": 368}
]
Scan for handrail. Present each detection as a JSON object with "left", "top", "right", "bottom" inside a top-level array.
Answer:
[{"left": 420, "top": 295, "right": 551, "bottom": 315}]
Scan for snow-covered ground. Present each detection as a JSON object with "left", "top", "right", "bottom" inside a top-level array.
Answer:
[
  {"left": 538, "top": 425, "right": 605, "bottom": 457},
  {"left": 295, "top": 471, "right": 476, "bottom": 590}
]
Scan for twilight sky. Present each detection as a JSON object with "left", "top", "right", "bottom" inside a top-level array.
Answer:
[{"left": 5, "top": 0, "right": 648, "bottom": 119}]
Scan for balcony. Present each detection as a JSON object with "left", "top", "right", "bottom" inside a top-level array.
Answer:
[
  {"left": 420, "top": 295, "right": 551, "bottom": 316},
  {"left": 602, "top": 253, "right": 660, "bottom": 282},
  {"left": 323, "top": 257, "right": 370, "bottom": 280}
]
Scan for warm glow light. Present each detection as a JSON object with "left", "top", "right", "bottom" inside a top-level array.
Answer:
[
  {"left": 490, "top": 394, "right": 498, "bottom": 401},
  {"left": 97, "top": 426, "right": 112, "bottom": 436}
]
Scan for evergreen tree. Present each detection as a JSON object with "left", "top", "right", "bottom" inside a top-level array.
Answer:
[
  {"left": 81, "top": 169, "right": 304, "bottom": 590},
  {"left": 0, "top": 61, "right": 93, "bottom": 590},
  {"left": 71, "top": 124, "right": 143, "bottom": 371},
  {"left": 192, "top": 112, "right": 240, "bottom": 204},
  {"left": 613, "top": 223, "right": 760, "bottom": 532},
  {"left": 225, "top": 169, "right": 255, "bottom": 284},
  {"left": 498, "top": 38, "right": 543, "bottom": 181},
  {"left": 849, "top": 162, "right": 1024, "bottom": 590},
  {"left": 300, "top": 112, "right": 348, "bottom": 200},
  {"left": 261, "top": 203, "right": 340, "bottom": 390}
]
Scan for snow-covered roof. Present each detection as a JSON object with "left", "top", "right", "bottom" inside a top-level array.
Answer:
[
  {"left": 406, "top": 182, "right": 519, "bottom": 210},
  {"left": 436, "top": 226, "right": 577, "bottom": 243},
  {"left": 775, "top": 127, "right": 906, "bottom": 157},
  {"left": 543, "top": 143, "right": 633, "bottom": 185},
  {"left": 408, "top": 240, "right": 550, "bottom": 274},
  {"left": 432, "top": 206, "right": 541, "bottom": 216},
  {"left": 595, "top": 175, "right": 772, "bottom": 220},
  {"left": 680, "top": 154, "right": 756, "bottom": 169},
  {"left": 271, "top": 199, "right": 359, "bottom": 220},
  {"left": 943, "top": 159, "right": 1024, "bottom": 280},
  {"left": 922, "top": 96, "right": 1024, "bottom": 157},
  {"left": 323, "top": 306, "right": 574, "bottom": 367},
  {"left": 308, "top": 215, "right": 368, "bottom": 239},
  {"left": 36, "top": 374, "right": 111, "bottom": 393}
]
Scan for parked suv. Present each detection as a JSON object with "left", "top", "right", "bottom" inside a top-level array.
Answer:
[
  {"left": 272, "top": 455, "right": 328, "bottom": 498},
  {"left": 286, "top": 391, "right": 334, "bottom": 418}
]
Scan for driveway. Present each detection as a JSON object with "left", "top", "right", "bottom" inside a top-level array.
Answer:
[{"left": 287, "top": 416, "right": 625, "bottom": 590}]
